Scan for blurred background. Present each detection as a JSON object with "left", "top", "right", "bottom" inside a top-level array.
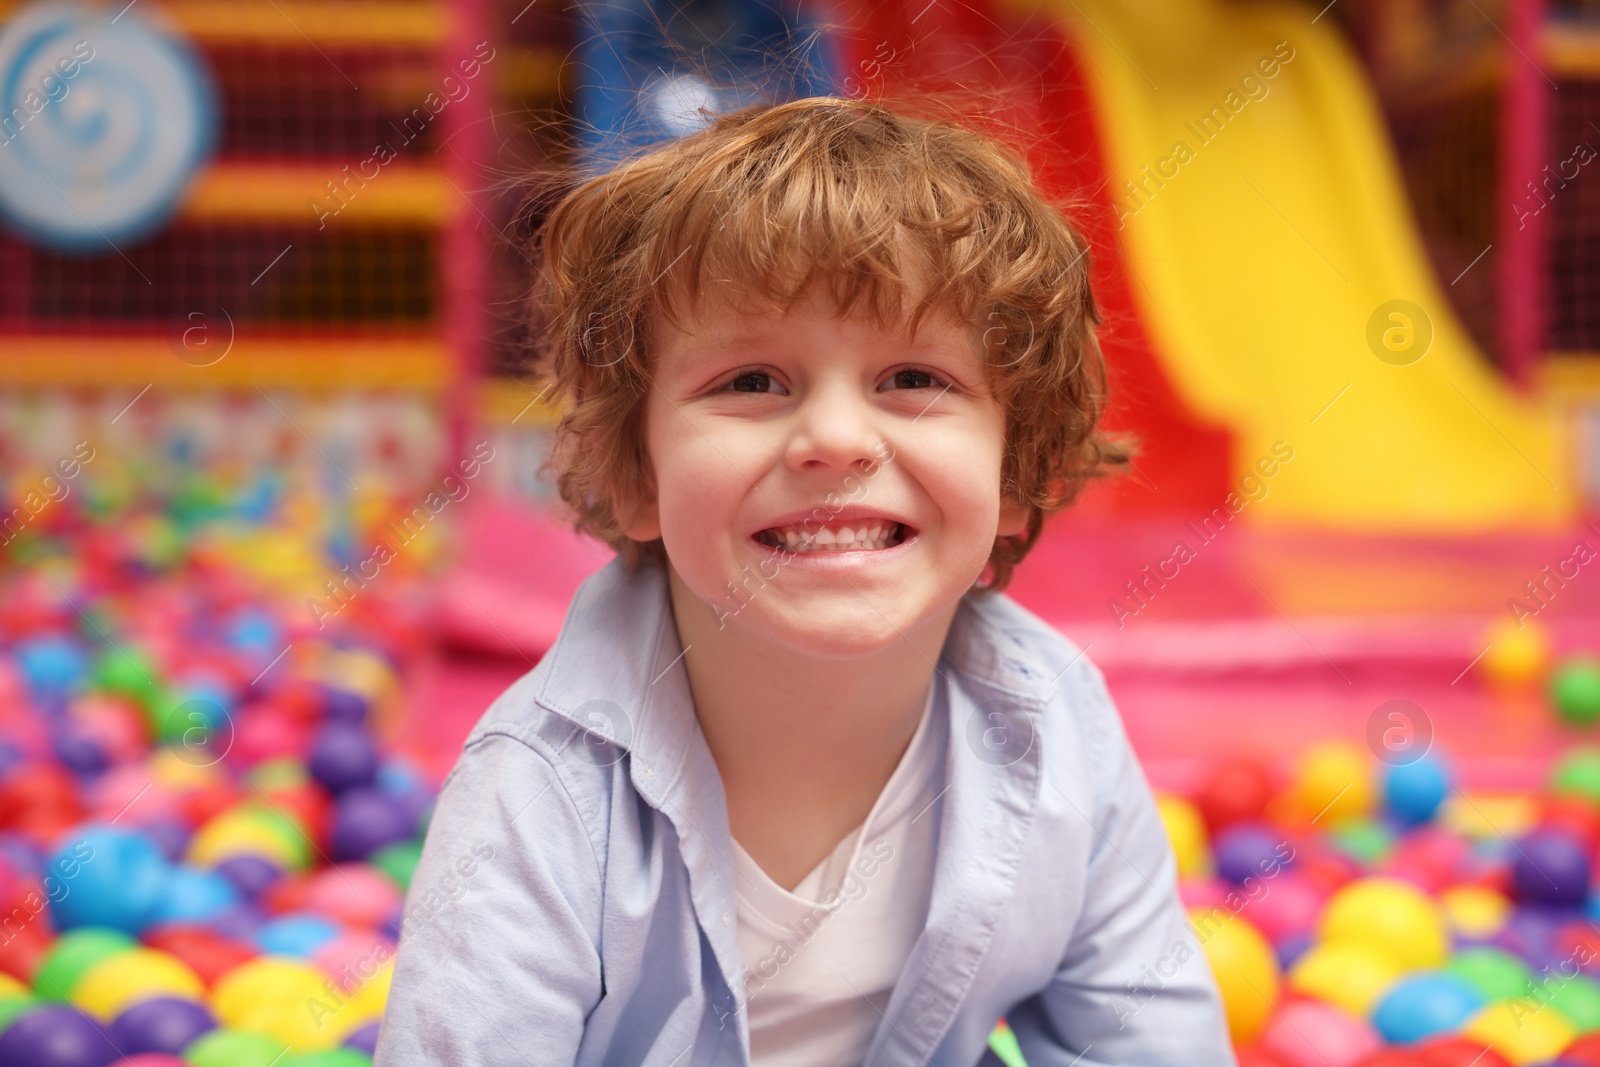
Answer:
[{"left": 4, "top": 0, "right": 1600, "bottom": 1063}]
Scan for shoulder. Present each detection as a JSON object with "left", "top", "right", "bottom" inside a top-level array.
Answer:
[{"left": 947, "top": 590, "right": 1127, "bottom": 773}]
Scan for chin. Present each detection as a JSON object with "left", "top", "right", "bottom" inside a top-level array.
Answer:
[{"left": 743, "top": 598, "right": 929, "bottom": 660}]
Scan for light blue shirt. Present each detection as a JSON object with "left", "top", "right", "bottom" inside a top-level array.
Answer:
[{"left": 374, "top": 557, "right": 1235, "bottom": 1066}]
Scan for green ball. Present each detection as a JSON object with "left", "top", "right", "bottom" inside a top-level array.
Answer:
[
  {"left": 1327, "top": 819, "right": 1395, "bottom": 866},
  {"left": 1448, "top": 946, "right": 1533, "bottom": 1001},
  {"left": 1551, "top": 747, "right": 1600, "bottom": 804},
  {"left": 284, "top": 1051, "right": 372, "bottom": 1067},
  {"left": 1553, "top": 658, "right": 1600, "bottom": 726},
  {"left": 34, "top": 928, "right": 136, "bottom": 1000},
  {"left": 183, "top": 1029, "right": 290, "bottom": 1067},
  {"left": 371, "top": 839, "right": 423, "bottom": 891},
  {"left": 0, "top": 998, "right": 39, "bottom": 1033},
  {"left": 1546, "top": 973, "right": 1600, "bottom": 1029},
  {"left": 94, "top": 648, "right": 159, "bottom": 709}
]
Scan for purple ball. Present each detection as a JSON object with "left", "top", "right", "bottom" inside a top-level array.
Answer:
[
  {"left": 1513, "top": 830, "right": 1591, "bottom": 906},
  {"left": 0, "top": 1005, "right": 119, "bottom": 1067},
  {"left": 331, "top": 787, "right": 414, "bottom": 861},
  {"left": 319, "top": 684, "right": 369, "bottom": 725},
  {"left": 309, "top": 723, "right": 379, "bottom": 794},
  {"left": 343, "top": 1020, "right": 381, "bottom": 1055},
  {"left": 107, "top": 997, "right": 215, "bottom": 1055},
  {"left": 215, "top": 854, "right": 282, "bottom": 899},
  {"left": 1212, "top": 822, "right": 1288, "bottom": 886}
]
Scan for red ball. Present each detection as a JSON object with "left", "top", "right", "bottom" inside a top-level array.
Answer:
[
  {"left": 1562, "top": 1032, "right": 1600, "bottom": 1066},
  {"left": 229, "top": 708, "right": 309, "bottom": 768},
  {"left": 1415, "top": 1037, "right": 1513, "bottom": 1067},
  {"left": 142, "top": 925, "right": 257, "bottom": 987},
  {"left": 1195, "top": 756, "right": 1276, "bottom": 833},
  {"left": 258, "top": 783, "right": 330, "bottom": 850},
  {"left": 1352, "top": 1053, "right": 1428, "bottom": 1067},
  {"left": 0, "top": 764, "right": 82, "bottom": 832},
  {"left": 1234, "top": 1046, "right": 1294, "bottom": 1067},
  {"left": 1540, "top": 794, "right": 1600, "bottom": 849},
  {"left": 180, "top": 782, "right": 242, "bottom": 829}
]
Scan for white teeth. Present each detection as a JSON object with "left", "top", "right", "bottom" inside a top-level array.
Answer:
[{"left": 760, "top": 522, "right": 904, "bottom": 553}]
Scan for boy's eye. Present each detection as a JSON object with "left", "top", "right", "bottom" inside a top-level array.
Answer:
[
  {"left": 723, "top": 370, "right": 784, "bottom": 394},
  {"left": 882, "top": 368, "right": 945, "bottom": 391}
]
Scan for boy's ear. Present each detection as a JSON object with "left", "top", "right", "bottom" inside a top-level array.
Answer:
[
  {"left": 618, "top": 485, "right": 663, "bottom": 543},
  {"left": 997, "top": 498, "right": 1028, "bottom": 538}
]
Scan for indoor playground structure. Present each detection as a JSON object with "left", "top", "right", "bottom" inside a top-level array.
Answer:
[{"left": 1, "top": 0, "right": 1599, "bottom": 1063}]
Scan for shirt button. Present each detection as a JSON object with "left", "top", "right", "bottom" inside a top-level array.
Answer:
[{"left": 722, "top": 913, "right": 731, "bottom": 925}]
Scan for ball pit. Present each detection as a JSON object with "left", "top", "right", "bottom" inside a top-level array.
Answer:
[{"left": 0, "top": 503, "right": 435, "bottom": 1066}]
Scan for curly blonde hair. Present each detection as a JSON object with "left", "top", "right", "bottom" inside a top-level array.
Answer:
[{"left": 525, "top": 95, "right": 1120, "bottom": 591}]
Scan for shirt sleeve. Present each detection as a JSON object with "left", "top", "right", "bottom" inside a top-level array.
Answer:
[
  {"left": 1002, "top": 663, "right": 1238, "bottom": 1067},
  {"left": 373, "top": 729, "right": 605, "bottom": 1066}
]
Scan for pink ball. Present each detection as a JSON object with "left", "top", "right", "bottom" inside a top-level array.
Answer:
[
  {"left": 74, "top": 697, "right": 149, "bottom": 763},
  {"left": 1237, "top": 871, "right": 1324, "bottom": 945},
  {"left": 90, "top": 766, "right": 182, "bottom": 827},
  {"left": 1381, "top": 826, "right": 1469, "bottom": 893},
  {"left": 313, "top": 929, "right": 397, "bottom": 986},
  {"left": 1259, "top": 999, "right": 1379, "bottom": 1067},
  {"left": 300, "top": 864, "right": 402, "bottom": 929},
  {"left": 115, "top": 1057, "right": 190, "bottom": 1067},
  {"left": 1180, "top": 877, "right": 1229, "bottom": 912}
]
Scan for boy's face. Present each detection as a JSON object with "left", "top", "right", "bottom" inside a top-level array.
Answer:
[{"left": 623, "top": 285, "right": 1028, "bottom": 660}]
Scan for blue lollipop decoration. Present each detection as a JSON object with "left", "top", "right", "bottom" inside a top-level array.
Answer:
[{"left": 0, "top": 2, "right": 218, "bottom": 250}]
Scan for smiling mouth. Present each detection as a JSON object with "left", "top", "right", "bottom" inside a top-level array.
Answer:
[{"left": 755, "top": 521, "right": 911, "bottom": 553}]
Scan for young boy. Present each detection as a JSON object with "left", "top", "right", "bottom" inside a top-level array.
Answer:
[{"left": 375, "top": 97, "right": 1233, "bottom": 1066}]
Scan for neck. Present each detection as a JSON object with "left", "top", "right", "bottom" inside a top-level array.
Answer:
[{"left": 665, "top": 561, "right": 957, "bottom": 879}]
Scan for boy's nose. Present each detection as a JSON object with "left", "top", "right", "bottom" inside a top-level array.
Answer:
[{"left": 784, "top": 382, "right": 883, "bottom": 475}]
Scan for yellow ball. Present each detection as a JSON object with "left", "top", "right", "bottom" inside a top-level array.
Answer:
[
  {"left": 188, "top": 808, "right": 305, "bottom": 870},
  {"left": 1190, "top": 908, "right": 1278, "bottom": 1043},
  {"left": 149, "top": 747, "right": 224, "bottom": 792},
  {"left": 213, "top": 957, "right": 344, "bottom": 1052},
  {"left": 1481, "top": 615, "right": 1551, "bottom": 687},
  {"left": 326, "top": 958, "right": 393, "bottom": 1040},
  {"left": 1287, "top": 941, "right": 1402, "bottom": 1016},
  {"left": 1463, "top": 997, "right": 1576, "bottom": 1064},
  {"left": 74, "top": 949, "right": 203, "bottom": 1022},
  {"left": 0, "top": 972, "right": 29, "bottom": 1000},
  {"left": 1319, "top": 876, "right": 1449, "bottom": 971},
  {"left": 1440, "top": 884, "right": 1512, "bottom": 939},
  {"left": 1157, "top": 794, "right": 1211, "bottom": 878},
  {"left": 1289, "top": 741, "right": 1373, "bottom": 828}
]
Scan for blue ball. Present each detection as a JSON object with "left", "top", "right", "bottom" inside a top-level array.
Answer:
[
  {"left": 15, "top": 636, "right": 88, "bottom": 703},
  {"left": 1372, "top": 971, "right": 1486, "bottom": 1043},
  {"left": 256, "top": 912, "right": 341, "bottom": 957},
  {"left": 1385, "top": 753, "right": 1450, "bottom": 826},
  {"left": 47, "top": 825, "right": 172, "bottom": 934},
  {"left": 153, "top": 865, "right": 239, "bottom": 924}
]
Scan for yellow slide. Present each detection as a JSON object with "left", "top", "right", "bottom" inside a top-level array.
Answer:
[{"left": 1010, "top": 0, "right": 1571, "bottom": 528}]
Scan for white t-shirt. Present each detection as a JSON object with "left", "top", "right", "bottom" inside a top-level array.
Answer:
[{"left": 731, "top": 684, "right": 946, "bottom": 1067}]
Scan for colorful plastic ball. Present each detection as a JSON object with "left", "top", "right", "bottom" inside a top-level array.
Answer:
[
  {"left": 214, "top": 854, "right": 282, "bottom": 899},
  {"left": 1385, "top": 755, "right": 1450, "bottom": 827},
  {"left": 1195, "top": 756, "right": 1276, "bottom": 833},
  {"left": 1190, "top": 907, "right": 1278, "bottom": 1043},
  {"left": 181, "top": 1028, "right": 291, "bottom": 1067},
  {"left": 340, "top": 1021, "right": 379, "bottom": 1056},
  {"left": 1319, "top": 877, "right": 1449, "bottom": 971},
  {"left": 1371, "top": 971, "right": 1486, "bottom": 1044},
  {"left": 1238, "top": 872, "right": 1323, "bottom": 947},
  {"left": 15, "top": 637, "right": 90, "bottom": 704},
  {"left": 1328, "top": 820, "right": 1395, "bottom": 867},
  {"left": 1512, "top": 830, "right": 1590, "bottom": 906},
  {"left": 35, "top": 930, "right": 138, "bottom": 1001},
  {"left": 188, "top": 808, "right": 307, "bottom": 872},
  {"left": 1481, "top": 615, "right": 1550, "bottom": 687},
  {"left": 1544, "top": 973, "right": 1600, "bottom": 1029},
  {"left": 1541, "top": 794, "right": 1600, "bottom": 850},
  {"left": 256, "top": 914, "right": 341, "bottom": 958},
  {"left": 330, "top": 789, "right": 413, "bottom": 862},
  {"left": 1288, "top": 942, "right": 1402, "bottom": 1017},
  {"left": 1289, "top": 742, "right": 1374, "bottom": 828},
  {"left": 1440, "top": 885, "right": 1512, "bottom": 939},
  {"left": 212, "top": 957, "right": 344, "bottom": 1050},
  {"left": 1450, "top": 947, "right": 1534, "bottom": 1002},
  {"left": 105, "top": 996, "right": 214, "bottom": 1055},
  {"left": 0, "top": 1003, "right": 119, "bottom": 1067},
  {"left": 298, "top": 867, "right": 401, "bottom": 930},
  {"left": 1258, "top": 998, "right": 1380, "bottom": 1067},
  {"left": 1214, "top": 823, "right": 1291, "bottom": 886},
  {"left": 1462, "top": 996, "right": 1575, "bottom": 1063},
  {"left": 309, "top": 725, "right": 378, "bottom": 795},
  {"left": 1562, "top": 1032, "right": 1600, "bottom": 1066},
  {"left": 47, "top": 827, "right": 171, "bottom": 935},
  {"left": 1156, "top": 794, "right": 1210, "bottom": 878},
  {"left": 151, "top": 866, "right": 239, "bottom": 925},
  {"left": 1550, "top": 748, "right": 1600, "bottom": 805},
  {"left": 116, "top": 1056, "right": 189, "bottom": 1067},
  {"left": 368, "top": 841, "right": 421, "bottom": 892},
  {"left": 72, "top": 948, "right": 203, "bottom": 1021},
  {"left": 140, "top": 926, "right": 255, "bottom": 988},
  {"left": 1553, "top": 658, "right": 1600, "bottom": 727},
  {"left": 283, "top": 1051, "right": 372, "bottom": 1067},
  {"left": 1412, "top": 1036, "right": 1513, "bottom": 1067}
]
